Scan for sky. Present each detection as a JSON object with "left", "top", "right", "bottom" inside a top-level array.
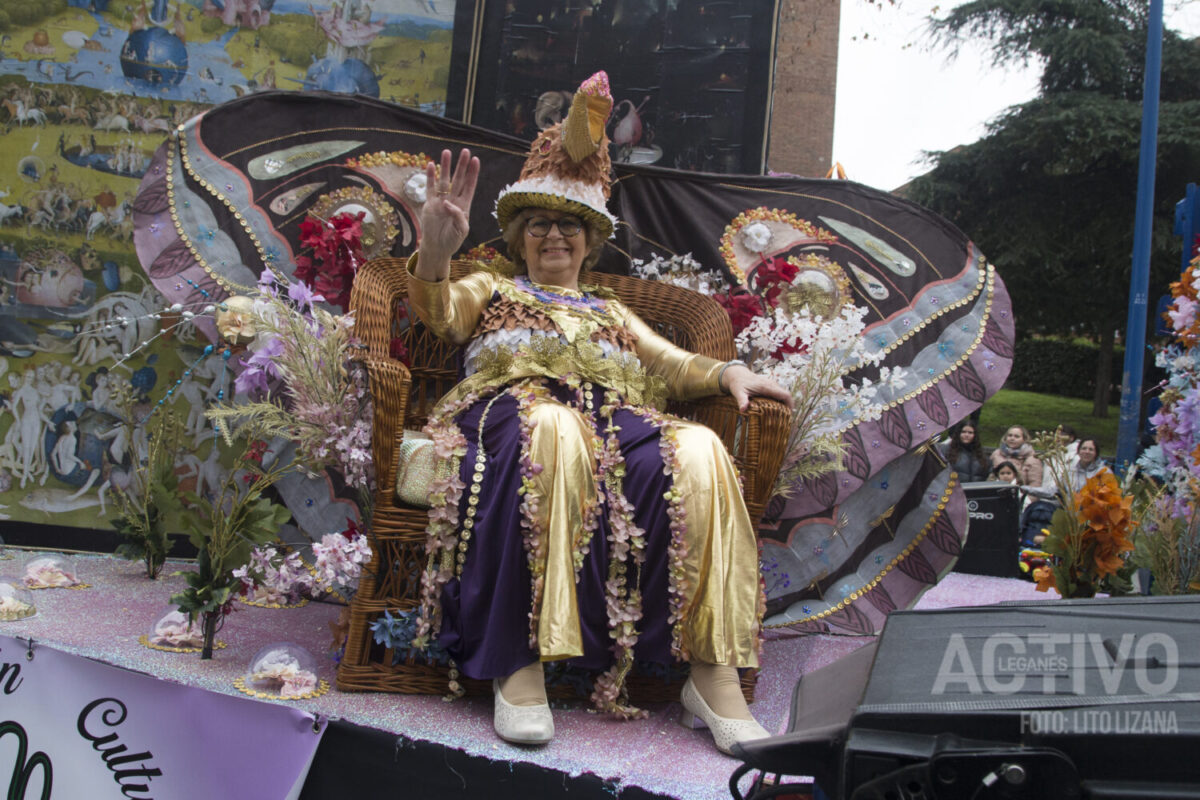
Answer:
[{"left": 832, "top": 0, "right": 1200, "bottom": 192}]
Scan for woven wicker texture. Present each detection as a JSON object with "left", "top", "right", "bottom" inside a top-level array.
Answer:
[{"left": 338, "top": 257, "right": 791, "bottom": 702}]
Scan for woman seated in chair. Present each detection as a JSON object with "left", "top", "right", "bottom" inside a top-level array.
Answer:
[{"left": 405, "top": 72, "right": 793, "bottom": 754}]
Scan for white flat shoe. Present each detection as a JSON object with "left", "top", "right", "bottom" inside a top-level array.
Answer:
[
  {"left": 680, "top": 676, "right": 770, "bottom": 756},
  {"left": 493, "top": 679, "right": 554, "bottom": 745}
]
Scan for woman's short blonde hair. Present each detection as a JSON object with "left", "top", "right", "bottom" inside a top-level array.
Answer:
[{"left": 500, "top": 208, "right": 605, "bottom": 273}]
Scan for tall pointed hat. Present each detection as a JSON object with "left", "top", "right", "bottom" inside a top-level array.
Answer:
[{"left": 494, "top": 71, "right": 619, "bottom": 239}]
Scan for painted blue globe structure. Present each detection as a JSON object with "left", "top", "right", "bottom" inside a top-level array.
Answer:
[
  {"left": 120, "top": 28, "right": 189, "bottom": 87},
  {"left": 304, "top": 57, "right": 379, "bottom": 97}
]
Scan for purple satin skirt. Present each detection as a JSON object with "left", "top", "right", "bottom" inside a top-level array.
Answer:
[{"left": 437, "top": 386, "right": 676, "bottom": 680}]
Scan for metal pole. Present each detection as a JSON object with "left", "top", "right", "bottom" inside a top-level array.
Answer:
[{"left": 1115, "top": 0, "right": 1165, "bottom": 473}]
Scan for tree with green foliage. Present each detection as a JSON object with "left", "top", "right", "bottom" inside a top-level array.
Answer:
[
  {"left": 908, "top": 0, "right": 1200, "bottom": 417},
  {"left": 112, "top": 409, "right": 189, "bottom": 579},
  {"left": 0, "top": 0, "right": 66, "bottom": 31},
  {"left": 172, "top": 449, "right": 293, "bottom": 658},
  {"left": 258, "top": 15, "right": 328, "bottom": 69}
]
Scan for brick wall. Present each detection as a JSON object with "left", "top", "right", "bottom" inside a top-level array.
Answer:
[{"left": 767, "top": 0, "right": 840, "bottom": 177}]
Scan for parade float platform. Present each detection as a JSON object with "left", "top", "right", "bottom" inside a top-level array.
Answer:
[{"left": 0, "top": 551, "right": 1044, "bottom": 800}]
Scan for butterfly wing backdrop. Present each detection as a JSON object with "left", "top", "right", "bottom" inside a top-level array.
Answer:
[{"left": 133, "top": 91, "right": 1015, "bottom": 633}]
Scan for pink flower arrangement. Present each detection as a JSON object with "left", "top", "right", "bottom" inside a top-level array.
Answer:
[
  {"left": 312, "top": 528, "right": 373, "bottom": 589},
  {"left": 23, "top": 557, "right": 80, "bottom": 588},
  {"left": 151, "top": 611, "right": 207, "bottom": 647},
  {"left": 212, "top": 271, "right": 376, "bottom": 497},
  {"left": 234, "top": 545, "right": 314, "bottom": 605}
]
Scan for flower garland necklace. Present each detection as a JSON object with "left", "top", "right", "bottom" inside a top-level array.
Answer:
[{"left": 515, "top": 275, "right": 610, "bottom": 314}]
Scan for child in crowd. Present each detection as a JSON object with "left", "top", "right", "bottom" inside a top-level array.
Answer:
[{"left": 989, "top": 461, "right": 1019, "bottom": 484}]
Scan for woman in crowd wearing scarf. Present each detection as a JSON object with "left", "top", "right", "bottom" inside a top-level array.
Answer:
[{"left": 989, "top": 425, "right": 1043, "bottom": 487}]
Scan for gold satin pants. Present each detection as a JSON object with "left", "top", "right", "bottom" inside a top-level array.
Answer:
[{"left": 524, "top": 397, "right": 760, "bottom": 668}]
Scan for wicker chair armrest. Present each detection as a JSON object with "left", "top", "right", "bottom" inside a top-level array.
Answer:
[
  {"left": 361, "top": 355, "right": 411, "bottom": 507},
  {"left": 681, "top": 395, "right": 791, "bottom": 525},
  {"left": 738, "top": 396, "right": 792, "bottom": 522},
  {"left": 350, "top": 257, "right": 410, "bottom": 362}
]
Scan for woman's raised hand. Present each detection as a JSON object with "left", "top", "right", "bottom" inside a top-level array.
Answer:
[{"left": 417, "top": 148, "right": 481, "bottom": 274}]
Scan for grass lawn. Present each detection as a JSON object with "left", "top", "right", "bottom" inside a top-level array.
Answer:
[{"left": 976, "top": 389, "right": 1121, "bottom": 455}]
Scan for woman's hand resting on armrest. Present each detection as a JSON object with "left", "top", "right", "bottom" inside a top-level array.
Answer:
[{"left": 720, "top": 364, "right": 795, "bottom": 413}]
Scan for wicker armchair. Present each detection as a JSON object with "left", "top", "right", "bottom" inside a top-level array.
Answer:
[{"left": 336, "top": 257, "right": 792, "bottom": 701}]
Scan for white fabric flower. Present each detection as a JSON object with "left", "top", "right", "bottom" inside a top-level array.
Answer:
[
  {"left": 741, "top": 222, "right": 773, "bottom": 253},
  {"left": 404, "top": 173, "right": 428, "bottom": 205}
]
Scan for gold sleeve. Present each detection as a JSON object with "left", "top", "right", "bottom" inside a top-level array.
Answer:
[
  {"left": 404, "top": 253, "right": 497, "bottom": 345},
  {"left": 621, "top": 304, "right": 726, "bottom": 401}
]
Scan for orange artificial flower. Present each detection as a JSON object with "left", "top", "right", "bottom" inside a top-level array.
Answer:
[
  {"left": 1075, "top": 471, "right": 1135, "bottom": 578},
  {"left": 1033, "top": 566, "right": 1056, "bottom": 593}
]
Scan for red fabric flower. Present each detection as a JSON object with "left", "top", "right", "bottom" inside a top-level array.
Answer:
[
  {"left": 773, "top": 338, "right": 809, "bottom": 360},
  {"left": 715, "top": 291, "right": 764, "bottom": 335},
  {"left": 389, "top": 336, "right": 410, "bottom": 364},
  {"left": 294, "top": 212, "right": 365, "bottom": 312},
  {"left": 754, "top": 256, "right": 799, "bottom": 307},
  {"left": 245, "top": 439, "right": 269, "bottom": 464}
]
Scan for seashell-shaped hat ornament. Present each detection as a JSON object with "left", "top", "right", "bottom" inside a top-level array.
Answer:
[{"left": 494, "top": 71, "right": 619, "bottom": 240}]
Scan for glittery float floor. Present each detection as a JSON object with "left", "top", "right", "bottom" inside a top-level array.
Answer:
[{"left": 0, "top": 552, "right": 1043, "bottom": 800}]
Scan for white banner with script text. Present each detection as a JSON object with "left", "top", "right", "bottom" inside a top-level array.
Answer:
[{"left": 0, "top": 635, "right": 323, "bottom": 799}]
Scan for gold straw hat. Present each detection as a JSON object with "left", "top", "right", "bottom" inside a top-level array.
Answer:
[{"left": 494, "top": 71, "right": 618, "bottom": 240}]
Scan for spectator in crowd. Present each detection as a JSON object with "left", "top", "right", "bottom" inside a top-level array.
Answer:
[
  {"left": 989, "top": 425, "right": 1044, "bottom": 487},
  {"left": 1064, "top": 437, "right": 1107, "bottom": 491},
  {"left": 989, "top": 461, "right": 1020, "bottom": 484},
  {"left": 940, "top": 422, "right": 990, "bottom": 482},
  {"left": 1019, "top": 437, "right": 1108, "bottom": 547},
  {"left": 1055, "top": 424, "right": 1080, "bottom": 465},
  {"left": 1030, "top": 425, "right": 1084, "bottom": 500},
  {"left": 1035, "top": 437, "right": 1107, "bottom": 500}
]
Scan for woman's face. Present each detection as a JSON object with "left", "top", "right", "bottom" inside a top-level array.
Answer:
[
  {"left": 520, "top": 209, "right": 588, "bottom": 287},
  {"left": 1078, "top": 440, "right": 1098, "bottom": 465},
  {"left": 958, "top": 425, "right": 976, "bottom": 444},
  {"left": 1003, "top": 427, "right": 1025, "bottom": 448},
  {"left": 996, "top": 466, "right": 1017, "bottom": 482}
]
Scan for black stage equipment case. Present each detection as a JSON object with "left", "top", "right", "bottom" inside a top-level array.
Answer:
[
  {"left": 732, "top": 596, "right": 1200, "bottom": 800},
  {"left": 955, "top": 482, "right": 1021, "bottom": 579}
]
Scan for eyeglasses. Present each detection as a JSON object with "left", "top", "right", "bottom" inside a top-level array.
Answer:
[{"left": 525, "top": 216, "right": 583, "bottom": 238}]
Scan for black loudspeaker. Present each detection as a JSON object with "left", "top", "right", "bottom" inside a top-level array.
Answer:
[
  {"left": 734, "top": 596, "right": 1200, "bottom": 800},
  {"left": 954, "top": 482, "right": 1021, "bottom": 579}
]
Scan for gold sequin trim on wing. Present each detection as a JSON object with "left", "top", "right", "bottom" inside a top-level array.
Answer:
[{"left": 764, "top": 475, "right": 958, "bottom": 627}]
